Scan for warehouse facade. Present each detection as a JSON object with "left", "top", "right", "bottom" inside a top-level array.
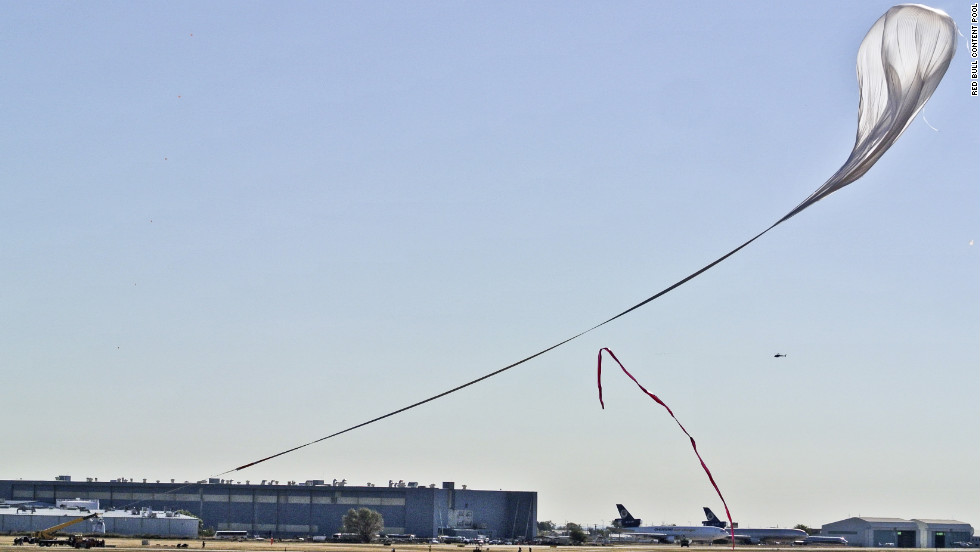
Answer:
[
  {"left": 821, "top": 517, "right": 974, "bottom": 548},
  {"left": 0, "top": 479, "right": 536, "bottom": 540}
]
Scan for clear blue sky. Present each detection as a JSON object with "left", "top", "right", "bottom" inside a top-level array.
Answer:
[{"left": 2, "top": 0, "right": 977, "bottom": 531}]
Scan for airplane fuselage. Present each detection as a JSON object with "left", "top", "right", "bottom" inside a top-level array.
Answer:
[
  {"left": 732, "top": 528, "right": 809, "bottom": 544},
  {"left": 627, "top": 525, "right": 729, "bottom": 543},
  {"left": 701, "top": 507, "right": 807, "bottom": 544}
]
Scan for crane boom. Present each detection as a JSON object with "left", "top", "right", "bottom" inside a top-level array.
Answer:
[
  {"left": 13, "top": 512, "right": 105, "bottom": 546},
  {"left": 36, "top": 512, "right": 101, "bottom": 539}
]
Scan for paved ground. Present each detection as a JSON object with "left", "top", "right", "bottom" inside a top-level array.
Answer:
[{"left": 0, "top": 537, "right": 863, "bottom": 552}]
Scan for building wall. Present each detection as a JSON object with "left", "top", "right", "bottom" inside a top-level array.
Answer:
[
  {"left": 1, "top": 480, "right": 536, "bottom": 540},
  {"left": 821, "top": 518, "right": 974, "bottom": 548},
  {"left": 912, "top": 521, "right": 973, "bottom": 549},
  {"left": 0, "top": 510, "right": 198, "bottom": 538},
  {"left": 822, "top": 518, "right": 921, "bottom": 547},
  {"left": 102, "top": 515, "right": 198, "bottom": 538}
]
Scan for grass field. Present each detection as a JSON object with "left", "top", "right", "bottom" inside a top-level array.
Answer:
[{"left": 0, "top": 537, "right": 868, "bottom": 552}]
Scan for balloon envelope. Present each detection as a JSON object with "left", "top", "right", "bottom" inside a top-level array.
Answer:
[{"left": 782, "top": 4, "right": 956, "bottom": 222}]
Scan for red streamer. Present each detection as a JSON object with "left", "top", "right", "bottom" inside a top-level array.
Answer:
[{"left": 597, "top": 347, "right": 736, "bottom": 548}]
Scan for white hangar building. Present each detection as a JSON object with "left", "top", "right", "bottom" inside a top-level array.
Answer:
[
  {"left": 0, "top": 503, "right": 199, "bottom": 538},
  {"left": 821, "top": 517, "right": 974, "bottom": 548}
]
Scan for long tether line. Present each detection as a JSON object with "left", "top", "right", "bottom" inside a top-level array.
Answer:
[{"left": 217, "top": 215, "right": 791, "bottom": 476}]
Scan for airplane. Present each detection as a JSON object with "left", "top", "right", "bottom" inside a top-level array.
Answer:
[
  {"left": 612, "top": 505, "right": 730, "bottom": 544},
  {"left": 702, "top": 507, "right": 808, "bottom": 544}
]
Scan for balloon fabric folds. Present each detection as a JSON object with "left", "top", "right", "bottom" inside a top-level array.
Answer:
[{"left": 782, "top": 4, "right": 957, "bottom": 222}]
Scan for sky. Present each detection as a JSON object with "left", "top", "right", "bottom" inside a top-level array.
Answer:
[{"left": 1, "top": 0, "right": 977, "bottom": 532}]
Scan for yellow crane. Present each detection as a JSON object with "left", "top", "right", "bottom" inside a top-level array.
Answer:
[{"left": 13, "top": 512, "right": 105, "bottom": 548}]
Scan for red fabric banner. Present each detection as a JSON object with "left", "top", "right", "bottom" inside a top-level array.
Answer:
[{"left": 598, "top": 347, "right": 736, "bottom": 548}]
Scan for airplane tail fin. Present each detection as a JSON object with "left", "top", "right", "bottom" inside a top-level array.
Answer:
[
  {"left": 702, "top": 507, "right": 727, "bottom": 528},
  {"left": 614, "top": 504, "right": 641, "bottom": 528}
]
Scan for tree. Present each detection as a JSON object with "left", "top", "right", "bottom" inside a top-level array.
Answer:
[
  {"left": 342, "top": 508, "right": 384, "bottom": 543},
  {"left": 537, "top": 520, "right": 556, "bottom": 532},
  {"left": 568, "top": 525, "right": 587, "bottom": 545},
  {"left": 795, "top": 524, "right": 817, "bottom": 536}
]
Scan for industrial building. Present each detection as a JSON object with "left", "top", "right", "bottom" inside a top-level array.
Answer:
[
  {"left": 820, "top": 517, "right": 974, "bottom": 548},
  {"left": 0, "top": 478, "right": 536, "bottom": 540},
  {"left": 0, "top": 501, "right": 199, "bottom": 538}
]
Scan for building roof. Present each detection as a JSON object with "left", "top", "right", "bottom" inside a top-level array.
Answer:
[
  {"left": 823, "top": 517, "right": 974, "bottom": 531},
  {"left": 913, "top": 519, "right": 971, "bottom": 525},
  {"left": 0, "top": 505, "right": 197, "bottom": 520},
  {"left": 824, "top": 517, "right": 916, "bottom": 525}
]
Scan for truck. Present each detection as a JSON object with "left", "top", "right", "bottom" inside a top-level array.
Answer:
[{"left": 13, "top": 512, "right": 106, "bottom": 548}]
